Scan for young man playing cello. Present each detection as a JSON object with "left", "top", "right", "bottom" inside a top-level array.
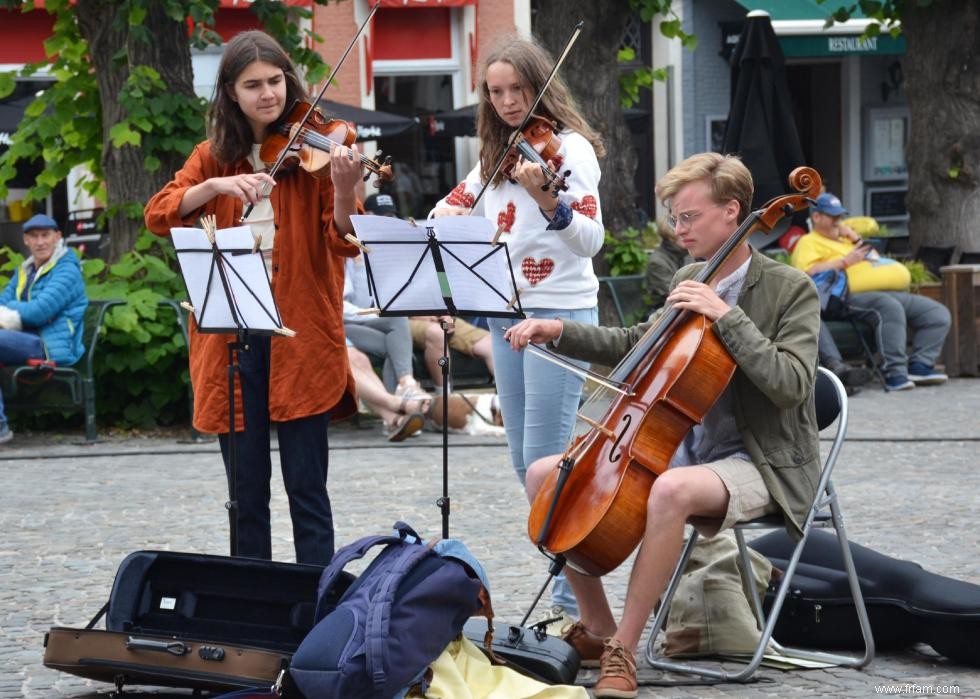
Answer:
[{"left": 508, "top": 152, "right": 821, "bottom": 698}]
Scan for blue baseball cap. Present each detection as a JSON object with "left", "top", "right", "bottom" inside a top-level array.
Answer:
[
  {"left": 812, "top": 193, "right": 848, "bottom": 217},
  {"left": 22, "top": 213, "right": 60, "bottom": 233}
]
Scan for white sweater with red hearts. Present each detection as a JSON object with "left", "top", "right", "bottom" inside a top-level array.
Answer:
[{"left": 431, "top": 130, "right": 603, "bottom": 310}]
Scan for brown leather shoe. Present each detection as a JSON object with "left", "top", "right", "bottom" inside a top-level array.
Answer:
[
  {"left": 560, "top": 621, "right": 605, "bottom": 668},
  {"left": 593, "top": 638, "right": 638, "bottom": 698}
]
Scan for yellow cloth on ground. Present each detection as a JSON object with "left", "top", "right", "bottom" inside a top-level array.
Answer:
[
  {"left": 413, "top": 637, "right": 587, "bottom": 699},
  {"left": 791, "top": 231, "right": 911, "bottom": 293}
]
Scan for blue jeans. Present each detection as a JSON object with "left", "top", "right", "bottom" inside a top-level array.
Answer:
[
  {"left": 217, "top": 335, "right": 335, "bottom": 565},
  {"left": 490, "top": 306, "right": 597, "bottom": 616},
  {"left": 0, "top": 330, "right": 44, "bottom": 423}
]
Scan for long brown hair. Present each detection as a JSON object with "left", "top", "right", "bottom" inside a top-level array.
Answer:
[
  {"left": 207, "top": 30, "right": 309, "bottom": 166},
  {"left": 477, "top": 36, "right": 604, "bottom": 186}
]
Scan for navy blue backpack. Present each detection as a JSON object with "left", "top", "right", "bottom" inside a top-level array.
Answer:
[{"left": 287, "top": 522, "right": 489, "bottom": 699}]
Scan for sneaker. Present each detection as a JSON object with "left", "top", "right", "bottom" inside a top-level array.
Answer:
[
  {"left": 560, "top": 621, "right": 605, "bottom": 668},
  {"left": 594, "top": 638, "right": 638, "bottom": 699},
  {"left": 908, "top": 361, "right": 948, "bottom": 386},
  {"left": 0, "top": 422, "right": 12, "bottom": 444},
  {"left": 885, "top": 374, "right": 915, "bottom": 391}
]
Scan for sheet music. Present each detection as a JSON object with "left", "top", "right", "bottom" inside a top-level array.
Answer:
[
  {"left": 171, "top": 225, "right": 283, "bottom": 332},
  {"left": 349, "top": 214, "right": 517, "bottom": 315}
]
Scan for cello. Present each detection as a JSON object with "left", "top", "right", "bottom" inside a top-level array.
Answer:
[{"left": 527, "top": 166, "right": 822, "bottom": 577}]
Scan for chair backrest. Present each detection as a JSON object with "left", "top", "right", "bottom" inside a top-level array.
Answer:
[
  {"left": 597, "top": 274, "right": 648, "bottom": 327},
  {"left": 812, "top": 366, "right": 849, "bottom": 491},
  {"left": 914, "top": 245, "right": 956, "bottom": 277},
  {"left": 958, "top": 251, "right": 980, "bottom": 265},
  {"left": 814, "top": 366, "right": 843, "bottom": 432}
]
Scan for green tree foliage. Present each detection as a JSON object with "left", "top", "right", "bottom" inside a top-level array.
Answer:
[
  {"left": 0, "top": 235, "right": 192, "bottom": 429},
  {"left": 617, "top": 0, "right": 695, "bottom": 107},
  {"left": 0, "top": 0, "right": 335, "bottom": 242}
]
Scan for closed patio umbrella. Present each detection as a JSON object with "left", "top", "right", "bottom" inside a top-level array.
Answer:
[{"left": 722, "top": 10, "right": 807, "bottom": 244}]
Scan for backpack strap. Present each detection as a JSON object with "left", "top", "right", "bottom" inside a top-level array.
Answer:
[
  {"left": 366, "top": 542, "right": 433, "bottom": 689},
  {"left": 314, "top": 534, "right": 402, "bottom": 619}
]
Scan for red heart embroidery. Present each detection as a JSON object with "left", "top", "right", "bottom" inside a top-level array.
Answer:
[
  {"left": 497, "top": 201, "right": 516, "bottom": 233},
  {"left": 522, "top": 257, "right": 555, "bottom": 286},
  {"left": 571, "top": 194, "right": 598, "bottom": 219},
  {"left": 446, "top": 182, "right": 475, "bottom": 208}
]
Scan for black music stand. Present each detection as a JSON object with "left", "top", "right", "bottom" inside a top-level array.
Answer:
[
  {"left": 349, "top": 214, "right": 523, "bottom": 538},
  {"left": 171, "top": 223, "right": 293, "bottom": 556}
]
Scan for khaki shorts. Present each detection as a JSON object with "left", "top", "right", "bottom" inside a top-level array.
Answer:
[
  {"left": 688, "top": 457, "right": 776, "bottom": 538},
  {"left": 409, "top": 318, "right": 488, "bottom": 355}
]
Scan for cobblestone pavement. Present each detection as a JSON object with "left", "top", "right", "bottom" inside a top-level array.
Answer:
[{"left": 2, "top": 379, "right": 978, "bottom": 698}]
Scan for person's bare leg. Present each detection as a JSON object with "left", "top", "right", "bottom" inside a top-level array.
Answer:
[
  {"left": 472, "top": 334, "right": 495, "bottom": 378},
  {"left": 613, "top": 466, "right": 729, "bottom": 650},
  {"left": 347, "top": 347, "right": 424, "bottom": 424},
  {"left": 423, "top": 321, "right": 444, "bottom": 387}
]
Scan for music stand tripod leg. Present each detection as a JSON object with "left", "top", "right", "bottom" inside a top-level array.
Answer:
[
  {"left": 226, "top": 332, "right": 249, "bottom": 557},
  {"left": 435, "top": 319, "right": 452, "bottom": 539}
]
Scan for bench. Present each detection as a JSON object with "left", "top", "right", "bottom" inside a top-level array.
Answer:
[
  {"left": 2, "top": 299, "right": 121, "bottom": 441},
  {"left": 597, "top": 274, "right": 649, "bottom": 327},
  {"left": 2, "top": 299, "right": 193, "bottom": 442}
]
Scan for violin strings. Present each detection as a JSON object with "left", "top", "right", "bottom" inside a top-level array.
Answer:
[{"left": 293, "top": 127, "right": 380, "bottom": 170}]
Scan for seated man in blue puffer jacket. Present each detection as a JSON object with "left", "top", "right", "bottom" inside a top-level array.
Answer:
[{"left": 0, "top": 214, "right": 88, "bottom": 443}]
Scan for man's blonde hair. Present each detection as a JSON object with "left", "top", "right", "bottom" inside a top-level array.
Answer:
[{"left": 655, "top": 153, "right": 754, "bottom": 224}]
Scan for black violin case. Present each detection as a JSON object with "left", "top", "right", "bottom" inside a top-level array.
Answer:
[
  {"left": 750, "top": 529, "right": 980, "bottom": 666},
  {"left": 462, "top": 617, "right": 581, "bottom": 685},
  {"left": 43, "top": 550, "right": 351, "bottom": 692}
]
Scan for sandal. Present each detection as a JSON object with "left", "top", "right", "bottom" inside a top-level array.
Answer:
[
  {"left": 398, "top": 393, "right": 432, "bottom": 417},
  {"left": 384, "top": 412, "right": 425, "bottom": 442}
]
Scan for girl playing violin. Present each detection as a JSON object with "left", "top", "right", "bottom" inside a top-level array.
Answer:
[
  {"left": 145, "top": 30, "right": 363, "bottom": 566},
  {"left": 432, "top": 35, "right": 605, "bottom": 623}
]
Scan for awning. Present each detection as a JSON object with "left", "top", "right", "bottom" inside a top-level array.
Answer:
[
  {"left": 727, "top": 2, "right": 906, "bottom": 58},
  {"left": 0, "top": 94, "right": 33, "bottom": 144},
  {"left": 316, "top": 99, "right": 418, "bottom": 141},
  {"left": 423, "top": 104, "right": 648, "bottom": 139}
]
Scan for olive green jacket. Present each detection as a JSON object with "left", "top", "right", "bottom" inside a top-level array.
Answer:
[{"left": 555, "top": 250, "right": 821, "bottom": 539}]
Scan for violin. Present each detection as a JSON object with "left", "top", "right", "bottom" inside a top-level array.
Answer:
[
  {"left": 259, "top": 100, "right": 394, "bottom": 186},
  {"left": 527, "top": 166, "right": 823, "bottom": 577},
  {"left": 501, "top": 115, "right": 571, "bottom": 196}
]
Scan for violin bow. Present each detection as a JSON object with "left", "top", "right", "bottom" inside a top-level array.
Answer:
[
  {"left": 242, "top": 1, "right": 382, "bottom": 222},
  {"left": 468, "top": 20, "right": 584, "bottom": 215}
]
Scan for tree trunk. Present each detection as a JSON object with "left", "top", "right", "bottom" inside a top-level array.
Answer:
[
  {"left": 532, "top": 0, "right": 639, "bottom": 243},
  {"left": 902, "top": 2, "right": 980, "bottom": 256},
  {"left": 76, "top": 1, "right": 197, "bottom": 262},
  {"left": 533, "top": 0, "right": 639, "bottom": 326}
]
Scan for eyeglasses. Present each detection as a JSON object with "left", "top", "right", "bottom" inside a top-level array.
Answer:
[{"left": 667, "top": 203, "right": 723, "bottom": 230}]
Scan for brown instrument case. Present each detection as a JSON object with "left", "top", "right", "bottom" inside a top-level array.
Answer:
[{"left": 42, "top": 550, "right": 350, "bottom": 692}]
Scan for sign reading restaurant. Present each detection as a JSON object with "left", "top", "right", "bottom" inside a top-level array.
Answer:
[{"left": 828, "top": 36, "right": 877, "bottom": 52}]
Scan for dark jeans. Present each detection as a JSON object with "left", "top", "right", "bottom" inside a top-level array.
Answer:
[
  {"left": 217, "top": 335, "right": 334, "bottom": 565},
  {"left": 0, "top": 329, "right": 44, "bottom": 423}
]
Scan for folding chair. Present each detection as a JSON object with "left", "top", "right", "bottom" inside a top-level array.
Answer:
[{"left": 643, "top": 366, "right": 875, "bottom": 681}]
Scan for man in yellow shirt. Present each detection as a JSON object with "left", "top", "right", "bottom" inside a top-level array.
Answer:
[{"left": 791, "top": 193, "right": 950, "bottom": 391}]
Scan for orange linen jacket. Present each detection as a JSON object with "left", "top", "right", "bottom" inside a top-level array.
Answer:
[{"left": 145, "top": 141, "right": 360, "bottom": 434}]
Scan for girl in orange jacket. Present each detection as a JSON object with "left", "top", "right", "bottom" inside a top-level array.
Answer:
[{"left": 145, "top": 30, "right": 362, "bottom": 565}]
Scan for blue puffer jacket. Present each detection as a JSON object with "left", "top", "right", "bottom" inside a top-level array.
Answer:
[{"left": 0, "top": 242, "right": 89, "bottom": 366}]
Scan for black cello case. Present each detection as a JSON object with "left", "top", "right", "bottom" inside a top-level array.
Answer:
[{"left": 750, "top": 529, "right": 980, "bottom": 666}]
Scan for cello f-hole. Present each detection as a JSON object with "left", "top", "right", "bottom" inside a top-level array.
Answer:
[{"left": 609, "top": 413, "right": 632, "bottom": 464}]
